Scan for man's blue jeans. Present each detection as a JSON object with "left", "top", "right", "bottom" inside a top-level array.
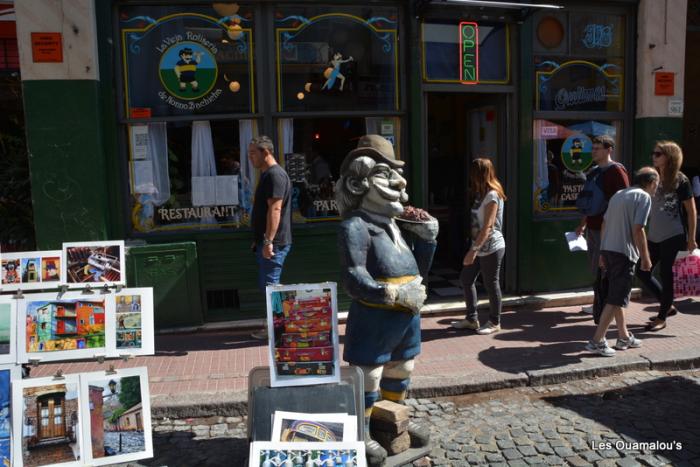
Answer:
[{"left": 256, "top": 244, "right": 291, "bottom": 290}]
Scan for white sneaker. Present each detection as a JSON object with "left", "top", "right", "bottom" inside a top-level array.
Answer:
[
  {"left": 614, "top": 333, "right": 642, "bottom": 350},
  {"left": 585, "top": 339, "right": 616, "bottom": 357},
  {"left": 476, "top": 322, "right": 501, "bottom": 335},
  {"left": 581, "top": 305, "right": 594, "bottom": 314}
]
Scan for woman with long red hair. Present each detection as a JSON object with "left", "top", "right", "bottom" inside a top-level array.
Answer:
[{"left": 452, "top": 158, "right": 507, "bottom": 334}]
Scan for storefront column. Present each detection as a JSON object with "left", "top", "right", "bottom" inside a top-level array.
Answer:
[
  {"left": 15, "top": 0, "right": 110, "bottom": 248},
  {"left": 634, "top": 0, "right": 687, "bottom": 169}
]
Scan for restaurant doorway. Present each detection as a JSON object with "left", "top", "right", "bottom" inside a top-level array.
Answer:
[{"left": 426, "top": 92, "right": 506, "bottom": 299}]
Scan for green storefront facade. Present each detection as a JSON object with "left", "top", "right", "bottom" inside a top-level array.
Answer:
[{"left": 20, "top": 0, "right": 683, "bottom": 327}]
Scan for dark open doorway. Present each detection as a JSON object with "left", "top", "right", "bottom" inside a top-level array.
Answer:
[{"left": 426, "top": 92, "right": 505, "bottom": 298}]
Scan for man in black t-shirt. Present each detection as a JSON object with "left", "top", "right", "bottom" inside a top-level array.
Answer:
[{"left": 248, "top": 135, "right": 292, "bottom": 340}]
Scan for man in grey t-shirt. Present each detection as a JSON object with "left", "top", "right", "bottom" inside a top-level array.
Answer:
[{"left": 585, "top": 167, "right": 659, "bottom": 357}]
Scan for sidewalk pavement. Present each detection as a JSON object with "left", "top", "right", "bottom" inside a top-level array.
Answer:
[{"left": 31, "top": 292, "right": 700, "bottom": 419}]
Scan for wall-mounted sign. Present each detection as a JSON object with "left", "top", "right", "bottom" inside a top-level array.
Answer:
[
  {"left": 655, "top": 72, "right": 675, "bottom": 96},
  {"left": 119, "top": 7, "right": 255, "bottom": 118},
  {"left": 30, "top": 32, "right": 63, "bottom": 63},
  {"left": 668, "top": 97, "right": 683, "bottom": 117},
  {"left": 536, "top": 60, "right": 622, "bottom": 112},
  {"left": 459, "top": 21, "right": 479, "bottom": 84}
]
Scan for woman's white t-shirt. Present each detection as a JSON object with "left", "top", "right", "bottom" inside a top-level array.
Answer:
[{"left": 470, "top": 190, "right": 505, "bottom": 256}]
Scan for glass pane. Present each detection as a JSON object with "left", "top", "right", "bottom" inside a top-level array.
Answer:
[
  {"left": 54, "top": 406, "right": 62, "bottom": 415},
  {"left": 119, "top": 4, "right": 255, "bottom": 118},
  {"left": 41, "top": 419, "right": 48, "bottom": 426},
  {"left": 54, "top": 416, "right": 62, "bottom": 425},
  {"left": 422, "top": 21, "right": 509, "bottom": 83},
  {"left": 570, "top": 13, "right": 625, "bottom": 57},
  {"left": 532, "top": 119, "right": 622, "bottom": 216},
  {"left": 279, "top": 117, "right": 400, "bottom": 222},
  {"left": 275, "top": 6, "right": 399, "bottom": 112},
  {"left": 40, "top": 408, "right": 48, "bottom": 417},
  {"left": 535, "top": 57, "right": 624, "bottom": 112},
  {"left": 128, "top": 120, "right": 255, "bottom": 233}
]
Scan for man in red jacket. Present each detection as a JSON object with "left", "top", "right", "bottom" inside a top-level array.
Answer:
[{"left": 575, "top": 135, "right": 630, "bottom": 322}]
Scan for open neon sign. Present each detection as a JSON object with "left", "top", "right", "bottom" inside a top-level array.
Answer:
[{"left": 459, "top": 21, "right": 479, "bottom": 84}]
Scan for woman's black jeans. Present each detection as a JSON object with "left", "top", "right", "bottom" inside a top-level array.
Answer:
[
  {"left": 461, "top": 248, "right": 505, "bottom": 325},
  {"left": 635, "top": 233, "right": 686, "bottom": 319}
]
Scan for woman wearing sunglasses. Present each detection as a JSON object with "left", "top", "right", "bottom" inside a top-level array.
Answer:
[{"left": 639, "top": 141, "right": 698, "bottom": 331}]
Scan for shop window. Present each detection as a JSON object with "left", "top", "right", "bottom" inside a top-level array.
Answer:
[
  {"left": 119, "top": 4, "right": 255, "bottom": 118},
  {"left": 277, "top": 117, "right": 400, "bottom": 222},
  {"left": 128, "top": 119, "right": 258, "bottom": 233},
  {"left": 570, "top": 13, "right": 625, "bottom": 58},
  {"left": 422, "top": 21, "right": 509, "bottom": 84},
  {"left": 532, "top": 119, "right": 621, "bottom": 216},
  {"left": 274, "top": 6, "right": 400, "bottom": 112},
  {"left": 535, "top": 57, "right": 624, "bottom": 112}
]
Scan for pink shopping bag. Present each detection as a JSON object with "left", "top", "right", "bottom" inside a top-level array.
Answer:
[{"left": 673, "top": 249, "right": 700, "bottom": 297}]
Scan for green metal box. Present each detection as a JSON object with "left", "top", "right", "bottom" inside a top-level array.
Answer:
[{"left": 126, "top": 242, "right": 203, "bottom": 328}]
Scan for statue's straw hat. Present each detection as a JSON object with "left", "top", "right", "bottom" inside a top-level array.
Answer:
[{"left": 340, "top": 134, "right": 404, "bottom": 175}]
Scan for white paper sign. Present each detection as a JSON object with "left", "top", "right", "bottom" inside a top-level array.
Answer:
[
  {"left": 565, "top": 231, "right": 588, "bottom": 252},
  {"left": 541, "top": 126, "right": 558, "bottom": 137},
  {"left": 216, "top": 175, "right": 239, "bottom": 205},
  {"left": 668, "top": 98, "right": 684, "bottom": 117},
  {"left": 192, "top": 176, "right": 217, "bottom": 206},
  {"left": 130, "top": 125, "right": 149, "bottom": 160},
  {"left": 132, "top": 160, "right": 155, "bottom": 194}
]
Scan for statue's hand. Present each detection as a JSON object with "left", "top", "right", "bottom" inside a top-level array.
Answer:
[
  {"left": 387, "top": 278, "right": 426, "bottom": 314},
  {"left": 399, "top": 218, "right": 439, "bottom": 242}
]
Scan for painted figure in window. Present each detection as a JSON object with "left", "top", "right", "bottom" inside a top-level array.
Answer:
[
  {"left": 570, "top": 138, "right": 584, "bottom": 167},
  {"left": 336, "top": 135, "right": 437, "bottom": 464},
  {"left": 322, "top": 53, "right": 354, "bottom": 91},
  {"left": 175, "top": 47, "right": 203, "bottom": 92}
]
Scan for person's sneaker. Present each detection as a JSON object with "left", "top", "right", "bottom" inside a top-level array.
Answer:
[
  {"left": 614, "top": 333, "right": 642, "bottom": 350},
  {"left": 581, "top": 305, "right": 594, "bottom": 314},
  {"left": 476, "top": 322, "right": 501, "bottom": 335},
  {"left": 585, "top": 339, "right": 616, "bottom": 357},
  {"left": 250, "top": 329, "right": 269, "bottom": 340},
  {"left": 451, "top": 318, "right": 480, "bottom": 330}
]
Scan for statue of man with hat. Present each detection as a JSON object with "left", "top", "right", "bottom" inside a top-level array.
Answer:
[{"left": 335, "top": 134, "right": 438, "bottom": 465}]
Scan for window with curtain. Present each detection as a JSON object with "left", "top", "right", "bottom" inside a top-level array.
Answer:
[
  {"left": 128, "top": 120, "right": 258, "bottom": 232},
  {"left": 277, "top": 117, "right": 401, "bottom": 222},
  {"left": 274, "top": 5, "right": 400, "bottom": 112}
]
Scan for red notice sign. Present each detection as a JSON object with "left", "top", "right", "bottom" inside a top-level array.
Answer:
[
  {"left": 31, "top": 32, "right": 63, "bottom": 63},
  {"left": 655, "top": 72, "right": 675, "bottom": 96}
]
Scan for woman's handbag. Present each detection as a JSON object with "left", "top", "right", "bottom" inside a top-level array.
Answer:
[{"left": 673, "top": 249, "right": 700, "bottom": 297}]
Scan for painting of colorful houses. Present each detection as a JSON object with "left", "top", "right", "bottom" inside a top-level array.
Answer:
[
  {"left": 25, "top": 298, "right": 106, "bottom": 353},
  {"left": 19, "top": 380, "right": 81, "bottom": 466},
  {"left": 87, "top": 375, "right": 147, "bottom": 461}
]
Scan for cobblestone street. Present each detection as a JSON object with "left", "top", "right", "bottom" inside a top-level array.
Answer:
[
  {"left": 417, "top": 368, "right": 700, "bottom": 466},
  {"left": 140, "top": 368, "right": 700, "bottom": 466}
]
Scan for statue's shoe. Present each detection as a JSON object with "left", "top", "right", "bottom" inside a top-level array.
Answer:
[
  {"left": 365, "top": 439, "right": 388, "bottom": 466},
  {"left": 408, "top": 420, "right": 431, "bottom": 447}
]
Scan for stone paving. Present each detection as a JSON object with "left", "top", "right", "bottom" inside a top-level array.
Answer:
[
  {"left": 416, "top": 368, "right": 700, "bottom": 467},
  {"left": 136, "top": 369, "right": 700, "bottom": 466}
]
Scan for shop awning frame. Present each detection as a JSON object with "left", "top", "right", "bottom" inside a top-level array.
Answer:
[{"left": 429, "top": 1, "right": 563, "bottom": 9}]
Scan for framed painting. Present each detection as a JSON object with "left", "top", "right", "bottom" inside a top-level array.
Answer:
[{"left": 61, "top": 242, "right": 126, "bottom": 289}]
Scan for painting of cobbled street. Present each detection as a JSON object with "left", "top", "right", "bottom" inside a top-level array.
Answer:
[
  {"left": 88, "top": 375, "right": 146, "bottom": 459},
  {"left": 25, "top": 297, "right": 106, "bottom": 352},
  {"left": 116, "top": 295, "right": 143, "bottom": 349}
]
